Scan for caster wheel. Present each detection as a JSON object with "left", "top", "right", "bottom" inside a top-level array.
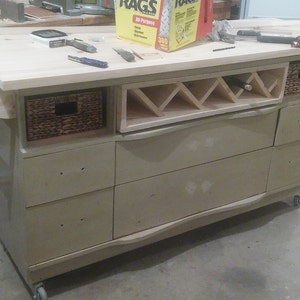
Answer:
[
  {"left": 294, "top": 195, "right": 300, "bottom": 207},
  {"left": 33, "top": 284, "right": 48, "bottom": 300}
]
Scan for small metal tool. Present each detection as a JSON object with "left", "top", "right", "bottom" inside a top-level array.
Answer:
[
  {"left": 213, "top": 46, "right": 236, "bottom": 52},
  {"left": 113, "top": 48, "right": 135, "bottom": 62},
  {"left": 256, "top": 32, "right": 296, "bottom": 44},
  {"left": 237, "top": 30, "right": 300, "bottom": 46},
  {"left": 66, "top": 39, "right": 97, "bottom": 53},
  {"left": 131, "top": 49, "right": 144, "bottom": 60},
  {"left": 237, "top": 30, "right": 258, "bottom": 37},
  {"left": 68, "top": 55, "right": 108, "bottom": 68}
]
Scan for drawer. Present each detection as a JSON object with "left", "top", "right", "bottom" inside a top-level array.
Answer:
[
  {"left": 26, "top": 188, "right": 113, "bottom": 265},
  {"left": 116, "top": 111, "right": 277, "bottom": 184},
  {"left": 23, "top": 142, "right": 115, "bottom": 207},
  {"left": 268, "top": 141, "right": 300, "bottom": 191},
  {"left": 275, "top": 105, "right": 300, "bottom": 145},
  {"left": 114, "top": 148, "right": 272, "bottom": 238}
]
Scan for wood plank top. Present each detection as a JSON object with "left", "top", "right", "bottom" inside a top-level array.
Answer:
[{"left": 1, "top": 20, "right": 300, "bottom": 92}]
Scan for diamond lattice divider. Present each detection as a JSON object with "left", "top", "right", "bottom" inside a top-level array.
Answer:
[
  {"left": 118, "top": 65, "right": 288, "bottom": 133},
  {"left": 184, "top": 78, "right": 219, "bottom": 105},
  {"left": 224, "top": 73, "right": 253, "bottom": 98},
  {"left": 257, "top": 69, "right": 283, "bottom": 96},
  {"left": 127, "top": 88, "right": 163, "bottom": 117}
]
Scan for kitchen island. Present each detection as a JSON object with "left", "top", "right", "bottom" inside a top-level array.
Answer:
[{"left": 1, "top": 21, "right": 300, "bottom": 299}]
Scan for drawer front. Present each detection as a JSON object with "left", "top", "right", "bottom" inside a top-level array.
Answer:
[
  {"left": 114, "top": 148, "right": 272, "bottom": 238},
  {"left": 27, "top": 188, "right": 113, "bottom": 265},
  {"left": 275, "top": 105, "right": 300, "bottom": 145},
  {"left": 24, "top": 142, "right": 115, "bottom": 207},
  {"left": 268, "top": 142, "right": 300, "bottom": 190},
  {"left": 116, "top": 112, "right": 277, "bottom": 184}
]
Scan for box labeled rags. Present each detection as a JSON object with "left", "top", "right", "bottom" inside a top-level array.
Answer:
[{"left": 115, "top": 0, "right": 213, "bottom": 52}]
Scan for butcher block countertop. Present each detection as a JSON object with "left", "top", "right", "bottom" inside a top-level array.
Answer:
[{"left": 1, "top": 19, "right": 300, "bottom": 92}]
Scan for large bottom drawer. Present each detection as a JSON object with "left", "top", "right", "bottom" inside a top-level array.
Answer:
[
  {"left": 268, "top": 141, "right": 300, "bottom": 191},
  {"left": 114, "top": 148, "right": 272, "bottom": 238},
  {"left": 26, "top": 188, "right": 113, "bottom": 265}
]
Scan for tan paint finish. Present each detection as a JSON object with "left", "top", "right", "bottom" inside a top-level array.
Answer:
[
  {"left": 1, "top": 21, "right": 300, "bottom": 288},
  {"left": 114, "top": 148, "right": 272, "bottom": 238},
  {"left": 116, "top": 111, "right": 277, "bottom": 184},
  {"left": 23, "top": 142, "right": 115, "bottom": 207},
  {"left": 275, "top": 104, "right": 300, "bottom": 146},
  {"left": 268, "top": 141, "right": 300, "bottom": 190},
  {"left": 26, "top": 188, "right": 113, "bottom": 265}
]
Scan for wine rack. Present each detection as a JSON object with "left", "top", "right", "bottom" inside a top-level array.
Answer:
[{"left": 117, "top": 66, "right": 287, "bottom": 133}]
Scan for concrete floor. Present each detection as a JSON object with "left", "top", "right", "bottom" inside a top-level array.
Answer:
[{"left": 1, "top": 199, "right": 300, "bottom": 300}]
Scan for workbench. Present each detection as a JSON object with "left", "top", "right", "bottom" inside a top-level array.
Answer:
[{"left": 1, "top": 20, "right": 300, "bottom": 299}]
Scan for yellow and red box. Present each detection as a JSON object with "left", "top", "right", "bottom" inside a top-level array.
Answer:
[{"left": 115, "top": 0, "right": 213, "bottom": 52}]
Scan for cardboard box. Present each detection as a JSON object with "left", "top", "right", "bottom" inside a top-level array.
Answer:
[{"left": 115, "top": 0, "right": 213, "bottom": 52}]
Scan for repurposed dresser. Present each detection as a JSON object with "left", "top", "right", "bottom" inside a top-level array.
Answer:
[{"left": 1, "top": 24, "right": 300, "bottom": 299}]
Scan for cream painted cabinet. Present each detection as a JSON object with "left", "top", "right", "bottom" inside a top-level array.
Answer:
[{"left": 1, "top": 59, "right": 299, "bottom": 300}]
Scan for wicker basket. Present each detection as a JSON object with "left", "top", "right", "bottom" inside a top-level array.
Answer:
[
  {"left": 284, "top": 62, "right": 300, "bottom": 96},
  {"left": 25, "top": 89, "right": 106, "bottom": 141}
]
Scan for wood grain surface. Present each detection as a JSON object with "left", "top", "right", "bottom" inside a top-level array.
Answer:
[{"left": 0, "top": 20, "right": 300, "bottom": 92}]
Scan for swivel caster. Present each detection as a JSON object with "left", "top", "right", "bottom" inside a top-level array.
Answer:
[
  {"left": 293, "top": 195, "right": 300, "bottom": 207},
  {"left": 33, "top": 283, "right": 48, "bottom": 300}
]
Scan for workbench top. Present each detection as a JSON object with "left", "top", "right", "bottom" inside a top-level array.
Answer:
[{"left": 1, "top": 20, "right": 300, "bottom": 92}]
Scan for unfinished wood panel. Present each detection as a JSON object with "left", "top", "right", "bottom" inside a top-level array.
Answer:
[
  {"left": 0, "top": 26, "right": 292, "bottom": 92},
  {"left": 141, "top": 84, "right": 180, "bottom": 110},
  {"left": 23, "top": 142, "right": 115, "bottom": 207},
  {"left": 267, "top": 67, "right": 288, "bottom": 98},
  {"left": 268, "top": 141, "right": 300, "bottom": 191},
  {"left": 176, "top": 82, "right": 203, "bottom": 109},
  {"left": 127, "top": 89, "right": 163, "bottom": 117},
  {"left": 116, "top": 111, "right": 278, "bottom": 184},
  {"left": 213, "top": 77, "right": 237, "bottom": 102},
  {"left": 259, "top": 72, "right": 278, "bottom": 93},
  {"left": 114, "top": 148, "right": 272, "bottom": 238},
  {"left": 250, "top": 72, "right": 273, "bottom": 98},
  {"left": 118, "top": 67, "right": 286, "bottom": 133},
  {"left": 275, "top": 104, "right": 300, "bottom": 145},
  {"left": 26, "top": 188, "right": 113, "bottom": 265},
  {"left": 117, "top": 86, "right": 128, "bottom": 134},
  {"left": 184, "top": 78, "right": 219, "bottom": 104}
]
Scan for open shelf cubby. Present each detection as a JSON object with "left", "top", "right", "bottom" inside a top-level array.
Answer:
[{"left": 117, "top": 66, "right": 287, "bottom": 133}]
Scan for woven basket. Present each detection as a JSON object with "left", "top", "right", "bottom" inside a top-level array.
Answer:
[
  {"left": 284, "top": 62, "right": 300, "bottom": 96},
  {"left": 25, "top": 89, "right": 106, "bottom": 141}
]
